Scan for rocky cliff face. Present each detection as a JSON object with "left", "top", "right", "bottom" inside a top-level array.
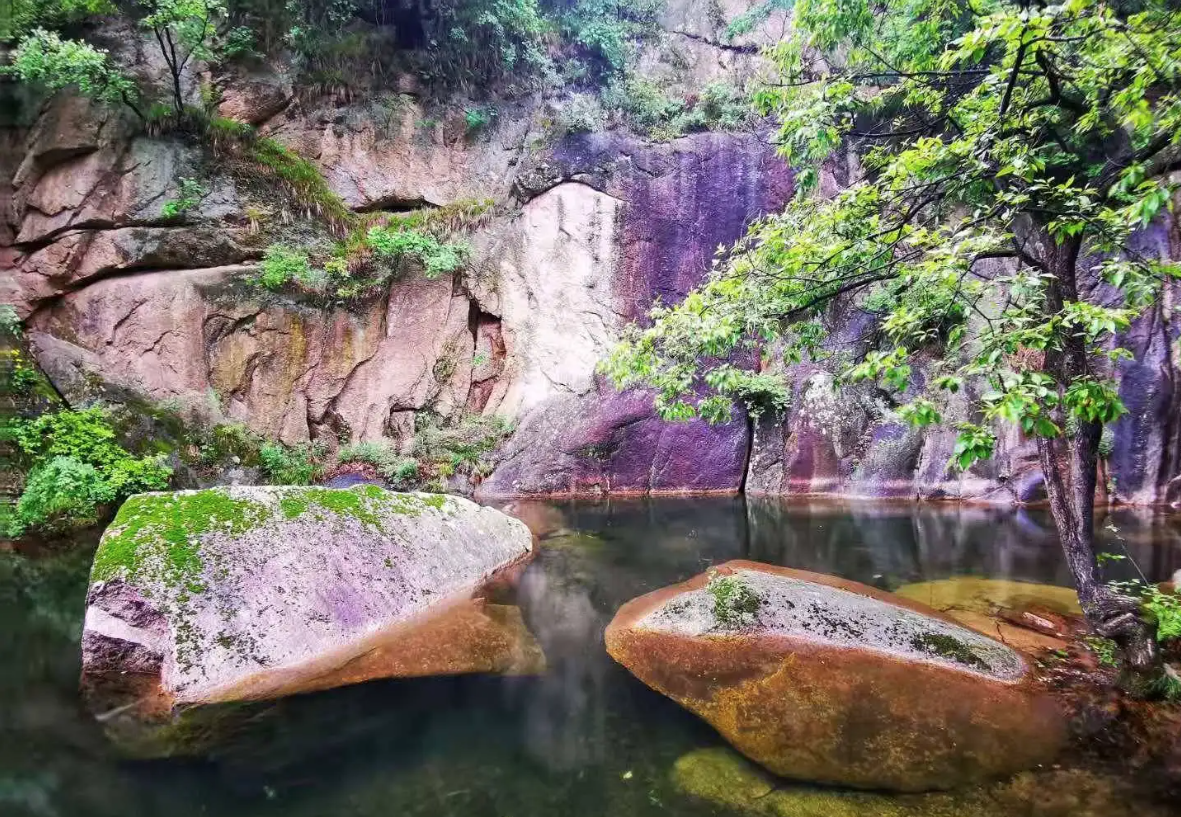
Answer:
[{"left": 5, "top": 1, "right": 1181, "bottom": 507}]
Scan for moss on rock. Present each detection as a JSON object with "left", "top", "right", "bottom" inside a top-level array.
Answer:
[
  {"left": 92, "top": 486, "right": 456, "bottom": 593},
  {"left": 92, "top": 489, "right": 271, "bottom": 593}
]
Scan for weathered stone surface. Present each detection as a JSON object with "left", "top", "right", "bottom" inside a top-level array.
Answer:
[
  {"left": 81, "top": 485, "right": 535, "bottom": 755},
  {"left": 12, "top": 226, "right": 256, "bottom": 309},
  {"left": 469, "top": 181, "right": 624, "bottom": 417},
  {"left": 215, "top": 63, "right": 293, "bottom": 126},
  {"left": 478, "top": 131, "right": 792, "bottom": 496},
  {"left": 606, "top": 560, "right": 1067, "bottom": 792},
  {"left": 27, "top": 267, "right": 477, "bottom": 443},
  {"left": 477, "top": 387, "right": 750, "bottom": 496}
]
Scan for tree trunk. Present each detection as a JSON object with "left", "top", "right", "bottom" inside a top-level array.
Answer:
[{"left": 1035, "top": 232, "right": 1159, "bottom": 681}]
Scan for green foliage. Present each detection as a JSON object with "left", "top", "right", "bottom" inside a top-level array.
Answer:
[
  {"left": 706, "top": 571, "right": 760, "bottom": 628},
  {"left": 246, "top": 132, "right": 351, "bottom": 221},
  {"left": 11, "top": 457, "right": 117, "bottom": 535},
  {"left": 416, "top": 0, "right": 554, "bottom": 87},
  {"left": 1084, "top": 635, "right": 1118, "bottom": 667},
  {"left": 556, "top": 92, "right": 607, "bottom": 134},
  {"left": 161, "top": 176, "right": 208, "bottom": 219},
  {"left": 6, "top": 28, "right": 140, "bottom": 111},
  {"left": 723, "top": 0, "right": 792, "bottom": 41},
  {"left": 194, "top": 422, "right": 263, "bottom": 466},
  {"left": 337, "top": 441, "right": 407, "bottom": 483},
  {"left": 258, "top": 440, "right": 324, "bottom": 485},
  {"left": 252, "top": 209, "right": 475, "bottom": 300},
  {"left": 0, "top": 305, "right": 20, "bottom": 336},
  {"left": 554, "top": 0, "right": 662, "bottom": 75},
  {"left": 1142, "top": 585, "right": 1181, "bottom": 643},
  {"left": 601, "top": 77, "right": 753, "bottom": 140},
  {"left": 604, "top": 75, "right": 683, "bottom": 132},
  {"left": 139, "top": 0, "right": 227, "bottom": 113},
  {"left": 5, "top": 408, "right": 171, "bottom": 537},
  {"left": 604, "top": 0, "right": 1181, "bottom": 479},
  {"left": 2, "top": 348, "right": 41, "bottom": 395},
  {"left": 258, "top": 244, "right": 316, "bottom": 290},
  {"left": 393, "top": 457, "right": 420, "bottom": 482},
  {"left": 366, "top": 224, "right": 471, "bottom": 279},
  {"left": 463, "top": 105, "right": 496, "bottom": 133},
  {"left": 2, "top": 0, "right": 116, "bottom": 41}
]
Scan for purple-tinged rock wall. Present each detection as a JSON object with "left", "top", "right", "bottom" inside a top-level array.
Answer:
[{"left": 478, "top": 131, "right": 793, "bottom": 497}]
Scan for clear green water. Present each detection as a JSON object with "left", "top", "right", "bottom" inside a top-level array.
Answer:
[{"left": 2, "top": 497, "right": 1179, "bottom": 817}]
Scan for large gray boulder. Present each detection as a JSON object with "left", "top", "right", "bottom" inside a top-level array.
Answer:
[{"left": 80, "top": 485, "right": 536, "bottom": 755}]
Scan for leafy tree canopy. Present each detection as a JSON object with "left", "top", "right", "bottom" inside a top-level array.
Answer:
[
  {"left": 602, "top": 0, "right": 1181, "bottom": 673},
  {"left": 605, "top": 0, "right": 1181, "bottom": 447}
]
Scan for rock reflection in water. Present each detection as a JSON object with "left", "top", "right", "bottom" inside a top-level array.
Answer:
[{"left": 2, "top": 496, "right": 1179, "bottom": 817}]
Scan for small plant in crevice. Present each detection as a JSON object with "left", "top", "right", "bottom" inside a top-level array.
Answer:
[
  {"left": 706, "top": 571, "right": 760, "bottom": 628},
  {"left": 463, "top": 105, "right": 496, "bottom": 135},
  {"left": 1084, "top": 635, "right": 1119, "bottom": 668},
  {"left": 161, "top": 176, "right": 208, "bottom": 220}
]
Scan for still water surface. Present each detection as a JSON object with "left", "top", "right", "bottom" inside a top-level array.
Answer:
[{"left": 3, "top": 497, "right": 1180, "bottom": 817}]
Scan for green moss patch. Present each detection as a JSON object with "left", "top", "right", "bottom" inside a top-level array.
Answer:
[
  {"left": 92, "top": 489, "right": 270, "bottom": 593},
  {"left": 910, "top": 632, "right": 988, "bottom": 671},
  {"left": 93, "top": 486, "right": 455, "bottom": 594},
  {"left": 273, "top": 485, "right": 452, "bottom": 530}
]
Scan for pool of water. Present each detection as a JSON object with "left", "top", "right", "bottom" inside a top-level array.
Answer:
[{"left": 3, "top": 497, "right": 1180, "bottom": 817}]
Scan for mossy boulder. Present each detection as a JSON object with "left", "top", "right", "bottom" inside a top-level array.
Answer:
[
  {"left": 81, "top": 485, "right": 535, "bottom": 756},
  {"left": 605, "top": 560, "right": 1067, "bottom": 792}
]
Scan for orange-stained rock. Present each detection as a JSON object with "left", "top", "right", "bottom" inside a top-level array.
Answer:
[{"left": 605, "top": 560, "right": 1068, "bottom": 792}]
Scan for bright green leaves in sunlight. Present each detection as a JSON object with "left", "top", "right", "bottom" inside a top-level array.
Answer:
[
  {"left": 603, "top": 0, "right": 1181, "bottom": 476},
  {"left": 6, "top": 29, "right": 138, "bottom": 107},
  {"left": 951, "top": 424, "right": 996, "bottom": 470}
]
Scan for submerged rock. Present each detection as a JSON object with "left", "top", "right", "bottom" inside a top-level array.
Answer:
[
  {"left": 605, "top": 560, "right": 1067, "bottom": 792},
  {"left": 895, "top": 577, "right": 1082, "bottom": 654},
  {"left": 80, "top": 485, "right": 535, "bottom": 756},
  {"left": 672, "top": 746, "right": 1174, "bottom": 817}
]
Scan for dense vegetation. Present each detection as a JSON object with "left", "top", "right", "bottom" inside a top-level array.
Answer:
[{"left": 605, "top": 0, "right": 1181, "bottom": 687}]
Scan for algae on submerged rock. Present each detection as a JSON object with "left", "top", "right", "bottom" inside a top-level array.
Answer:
[{"left": 671, "top": 746, "right": 1175, "bottom": 817}]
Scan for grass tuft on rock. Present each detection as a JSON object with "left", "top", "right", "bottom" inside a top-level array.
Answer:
[{"left": 708, "top": 571, "right": 761, "bottom": 629}]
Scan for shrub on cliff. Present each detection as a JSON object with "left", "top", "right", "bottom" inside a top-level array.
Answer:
[{"left": 4, "top": 408, "right": 171, "bottom": 537}]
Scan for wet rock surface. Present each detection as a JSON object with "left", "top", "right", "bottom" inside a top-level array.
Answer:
[
  {"left": 80, "top": 485, "right": 535, "bottom": 756},
  {"left": 606, "top": 560, "right": 1068, "bottom": 791}
]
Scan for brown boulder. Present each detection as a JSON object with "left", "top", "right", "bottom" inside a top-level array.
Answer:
[{"left": 605, "top": 560, "right": 1067, "bottom": 792}]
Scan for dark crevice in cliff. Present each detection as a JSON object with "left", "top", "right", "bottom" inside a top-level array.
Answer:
[
  {"left": 738, "top": 415, "right": 756, "bottom": 494},
  {"left": 665, "top": 29, "right": 760, "bottom": 54},
  {"left": 354, "top": 196, "right": 437, "bottom": 214}
]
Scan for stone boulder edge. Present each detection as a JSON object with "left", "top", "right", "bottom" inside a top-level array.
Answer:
[
  {"left": 80, "top": 485, "right": 535, "bottom": 755},
  {"left": 604, "top": 560, "right": 1068, "bottom": 792}
]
